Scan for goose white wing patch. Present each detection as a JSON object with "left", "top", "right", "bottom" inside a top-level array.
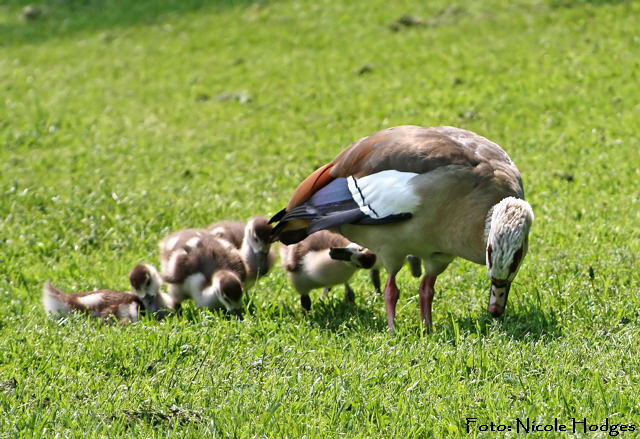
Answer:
[
  {"left": 77, "top": 293, "right": 104, "bottom": 308},
  {"left": 347, "top": 170, "right": 420, "bottom": 219}
]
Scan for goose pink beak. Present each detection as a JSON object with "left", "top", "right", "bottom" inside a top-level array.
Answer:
[
  {"left": 487, "top": 283, "right": 510, "bottom": 317},
  {"left": 487, "top": 303, "right": 505, "bottom": 317}
]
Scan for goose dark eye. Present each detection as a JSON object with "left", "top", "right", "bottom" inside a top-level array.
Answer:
[{"left": 509, "top": 247, "right": 524, "bottom": 274}]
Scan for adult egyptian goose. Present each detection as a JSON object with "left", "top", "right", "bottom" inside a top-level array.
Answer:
[
  {"left": 270, "top": 125, "right": 534, "bottom": 332},
  {"left": 207, "top": 216, "right": 276, "bottom": 286},
  {"left": 280, "top": 230, "right": 377, "bottom": 310},
  {"left": 42, "top": 264, "right": 174, "bottom": 322},
  {"left": 159, "top": 230, "right": 246, "bottom": 315}
]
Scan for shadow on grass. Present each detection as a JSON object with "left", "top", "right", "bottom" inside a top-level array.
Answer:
[
  {"left": 148, "top": 302, "right": 242, "bottom": 325},
  {"left": 437, "top": 305, "right": 562, "bottom": 343},
  {"left": 307, "top": 297, "right": 386, "bottom": 333},
  {"left": 1, "top": 0, "right": 259, "bottom": 46},
  {"left": 548, "top": 0, "right": 630, "bottom": 7}
]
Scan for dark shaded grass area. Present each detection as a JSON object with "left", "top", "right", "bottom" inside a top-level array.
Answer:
[
  {"left": 3, "top": 0, "right": 627, "bottom": 48},
  {"left": 0, "top": 0, "right": 258, "bottom": 45}
]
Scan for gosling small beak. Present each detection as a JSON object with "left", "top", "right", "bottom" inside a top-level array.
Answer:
[
  {"left": 329, "top": 247, "right": 354, "bottom": 261},
  {"left": 487, "top": 281, "right": 510, "bottom": 317},
  {"left": 257, "top": 251, "right": 270, "bottom": 276},
  {"left": 140, "top": 296, "right": 158, "bottom": 314},
  {"left": 329, "top": 247, "right": 376, "bottom": 269}
]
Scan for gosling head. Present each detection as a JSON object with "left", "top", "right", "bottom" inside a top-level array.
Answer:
[
  {"left": 245, "top": 216, "right": 273, "bottom": 275},
  {"left": 329, "top": 243, "right": 377, "bottom": 269},
  {"left": 129, "top": 264, "right": 163, "bottom": 313},
  {"left": 213, "top": 270, "right": 244, "bottom": 317}
]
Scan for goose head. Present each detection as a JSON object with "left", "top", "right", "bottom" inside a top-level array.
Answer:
[
  {"left": 485, "top": 197, "right": 534, "bottom": 317},
  {"left": 129, "top": 264, "right": 163, "bottom": 313}
]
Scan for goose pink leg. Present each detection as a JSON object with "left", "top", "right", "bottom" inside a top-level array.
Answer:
[
  {"left": 419, "top": 275, "right": 437, "bottom": 330},
  {"left": 384, "top": 274, "right": 400, "bottom": 333}
]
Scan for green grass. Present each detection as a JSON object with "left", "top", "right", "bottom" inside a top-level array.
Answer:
[{"left": 1, "top": 0, "right": 639, "bottom": 436}]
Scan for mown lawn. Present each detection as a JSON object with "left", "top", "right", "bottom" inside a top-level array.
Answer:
[{"left": 1, "top": 0, "right": 639, "bottom": 437}]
